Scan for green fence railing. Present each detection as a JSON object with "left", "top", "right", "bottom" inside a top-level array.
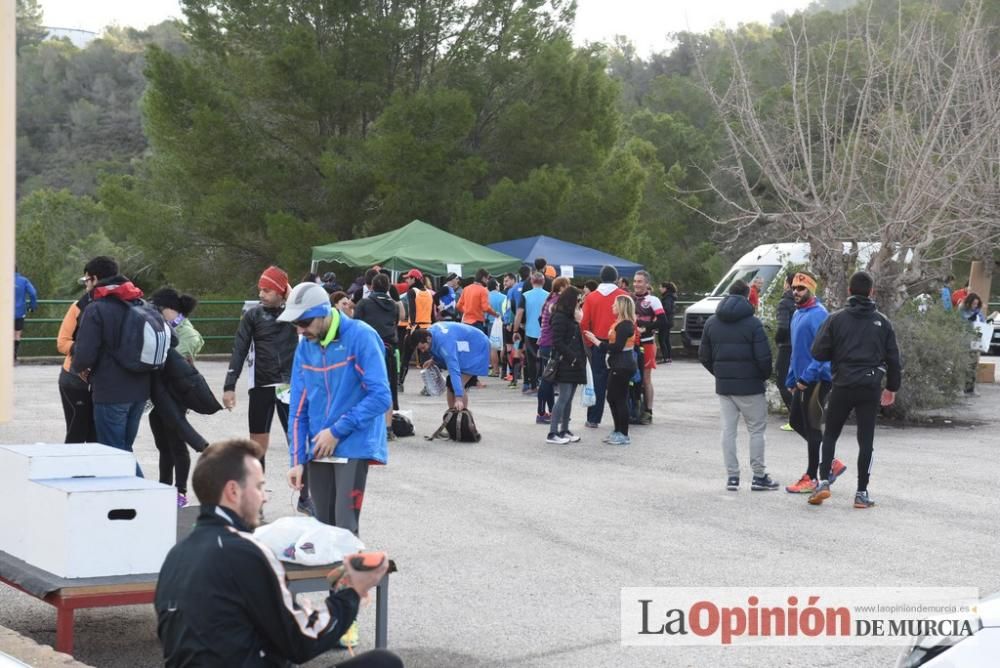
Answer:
[{"left": 18, "top": 299, "right": 250, "bottom": 359}]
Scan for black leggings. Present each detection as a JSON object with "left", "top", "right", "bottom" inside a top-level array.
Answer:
[
  {"left": 774, "top": 345, "right": 793, "bottom": 411},
  {"left": 149, "top": 408, "right": 190, "bottom": 494},
  {"left": 607, "top": 368, "right": 632, "bottom": 436},
  {"left": 789, "top": 381, "right": 830, "bottom": 479},
  {"left": 59, "top": 369, "right": 96, "bottom": 443},
  {"left": 819, "top": 385, "right": 880, "bottom": 491},
  {"left": 336, "top": 649, "right": 403, "bottom": 668}
]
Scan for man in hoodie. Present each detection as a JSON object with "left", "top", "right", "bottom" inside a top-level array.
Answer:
[
  {"left": 72, "top": 257, "right": 161, "bottom": 475},
  {"left": 13, "top": 266, "right": 38, "bottom": 362},
  {"left": 699, "top": 281, "right": 779, "bottom": 491},
  {"left": 579, "top": 265, "right": 630, "bottom": 428},
  {"left": 409, "top": 322, "right": 490, "bottom": 411},
  {"left": 773, "top": 273, "right": 796, "bottom": 428},
  {"left": 783, "top": 272, "right": 847, "bottom": 495},
  {"left": 807, "top": 271, "right": 901, "bottom": 508},
  {"left": 355, "top": 273, "right": 403, "bottom": 440},
  {"left": 282, "top": 282, "right": 392, "bottom": 534}
]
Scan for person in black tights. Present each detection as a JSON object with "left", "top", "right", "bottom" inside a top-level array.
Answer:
[
  {"left": 807, "top": 271, "right": 902, "bottom": 509},
  {"left": 586, "top": 295, "right": 636, "bottom": 446}
]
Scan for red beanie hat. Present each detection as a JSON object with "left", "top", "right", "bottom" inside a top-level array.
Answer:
[{"left": 258, "top": 266, "right": 289, "bottom": 296}]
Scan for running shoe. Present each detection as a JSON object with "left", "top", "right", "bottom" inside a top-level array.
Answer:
[
  {"left": 546, "top": 433, "right": 569, "bottom": 444},
  {"left": 808, "top": 480, "right": 832, "bottom": 505},
  {"left": 585, "top": 421, "right": 600, "bottom": 429},
  {"left": 785, "top": 474, "right": 816, "bottom": 494},
  {"left": 560, "top": 431, "right": 581, "bottom": 443},
  {"left": 339, "top": 620, "right": 359, "bottom": 648},
  {"left": 779, "top": 423, "right": 794, "bottom": 431},
  {"left": 606, "top": 432, "right": 630, "bottom": 446},
  {"left": 751, "top": 474, "right": 780, "bottom": 491},
  {"left": 639, "top": 410, "right": 652, "bottom": 425},
  {"left": 296, "top": 496, "right": 317, "bottom": 518},
  {"left": 853, "top": 491, "right": 876, "bottom": 509},
  {"left": 535, "top": 413, "right": 551, "bottom": 424},
  {"left": 176, "top": 492, "right": 187, "bottom": 508},
  {"left": 726, "top": 476, "right": 740, "bottom": 491},
  {"left": 829, "top": 459, "right": 847, "bottom": 484}
]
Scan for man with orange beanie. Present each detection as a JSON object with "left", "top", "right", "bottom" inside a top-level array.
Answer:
[{"left": 223, "top": 266, "right": 315, "bottom": 516}]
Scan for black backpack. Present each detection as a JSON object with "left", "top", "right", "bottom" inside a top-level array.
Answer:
[
  {"left": 391, "top": 412, "right": 415, "bottom": 437},
  {"left": 114, "top": 299, "right": 170, "bottom": 372},
  {"left": 426, "top": 408, "right": 481, "bottom": 442}
]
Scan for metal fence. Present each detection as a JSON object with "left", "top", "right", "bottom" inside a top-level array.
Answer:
[{"left": 17, "top": 295, "right": 997, "bottom": 359}]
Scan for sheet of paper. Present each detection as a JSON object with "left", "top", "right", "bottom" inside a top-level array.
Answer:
[
  {"left": 446, "top": 263, "right": 463, "bottom": 277},
  {"left": 560, "top": 265, "right": 574, "bottom": 278}
]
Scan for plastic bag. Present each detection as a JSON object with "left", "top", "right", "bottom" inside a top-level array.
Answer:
[
  {"left": 254, "top": 516, "right": 364, "bottom": 566},
  {"left": 580, "top": 359, "right": 596, "bottom": 407},
  {"left": 420, "top": 364, "right": 447, "bottom": 396},
  {"left": 489, "top": 317, "right": 503, "bottom": 350}
]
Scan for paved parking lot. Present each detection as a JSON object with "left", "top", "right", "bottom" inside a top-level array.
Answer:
[{"left": 1, "top": 359, "right": 998, "bottom": 667}]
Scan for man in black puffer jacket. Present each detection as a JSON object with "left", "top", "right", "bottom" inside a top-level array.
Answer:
[
  {"left": 807, "top": 271, "right": 902, "bottom": 509},
  {"left": 699, "top": 280, "right": 778, "bottom": 492},
  {"left": 773, "top": 273, "right": 796, "bottom": 414},
  {"left": 354, "top": 273, "right": 402, "bottom": 439}
]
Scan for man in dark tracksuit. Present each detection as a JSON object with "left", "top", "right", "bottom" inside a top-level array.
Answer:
[
  {"left": 773, "top": 274, "right": 796, "bottom": 418},
  {"left": 155, "top": 438, "right": 401, "bottom": 668},
  {"left": 807, "top": 271, "right": 902, "bottom": 509}
]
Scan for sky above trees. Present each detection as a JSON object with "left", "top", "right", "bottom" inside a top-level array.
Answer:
[{"left": 39, "top": 0, "right": 811, "bottom": 53}]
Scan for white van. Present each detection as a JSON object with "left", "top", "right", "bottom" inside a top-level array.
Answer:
[{"left": 681, "top": 242, "right": 883, "bottom": 349}]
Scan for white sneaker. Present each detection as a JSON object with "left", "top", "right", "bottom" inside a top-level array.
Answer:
[
  {"left": 560, "top": 431, "right": 581, "bottom": 443},
  {"left": 546, "top": 433, "right": 570, "bottom": 444}
]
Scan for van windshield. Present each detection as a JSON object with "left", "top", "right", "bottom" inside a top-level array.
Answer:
[{"left": 709, "top": 265, "right": 782, "bottom": 297}]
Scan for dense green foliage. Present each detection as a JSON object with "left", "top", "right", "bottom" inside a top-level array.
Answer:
[{"left": 14, "top": 0, "right": 997, "bottom": 303}]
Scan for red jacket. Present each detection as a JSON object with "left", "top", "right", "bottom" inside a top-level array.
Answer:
[{"left": 579, "top": 284, "right": 630, "bottom": 346}]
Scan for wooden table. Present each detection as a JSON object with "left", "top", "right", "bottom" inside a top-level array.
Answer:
[{"left": 0, "top": 507, "right": 394, "bottom": 656}]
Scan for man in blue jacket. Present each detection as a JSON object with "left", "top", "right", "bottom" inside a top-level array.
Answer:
[
  {"left": 409, "top": 322, "right": 490, "bottom": 411},
  {"left": 280, "top": 282, "right": 392, "bottom": 536},
  {"left": 13, "top": 267, "right": 38, "bottom": 362},
  {"left": 783, "top": 272, "right": 846, "bottom": 495}
]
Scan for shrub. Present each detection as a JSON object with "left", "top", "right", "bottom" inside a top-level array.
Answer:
[{"left": 890, "top": 303, "right": 972, "bottom": 417}]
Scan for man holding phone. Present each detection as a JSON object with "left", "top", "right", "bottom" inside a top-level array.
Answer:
[
  {"left": 155, "top": 438, "right": 401, "bottom": 668},
  {"left": 280, "top": 282, "right": 392, "bottom": 536}
]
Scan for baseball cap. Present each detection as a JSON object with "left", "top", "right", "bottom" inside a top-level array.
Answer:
[
  {"left": 277, "top": 283, "right": 332, "bottom": 322},
  {"left": 404, "top": 269, "right": 423, "bottom": 280}
]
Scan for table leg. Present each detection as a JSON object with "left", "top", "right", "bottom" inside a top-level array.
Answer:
[
  {"left": 55, "top": 604, "right": 74, "bottom": 655},
  {"left": 375, "top": 574, "right": 388, "bottom": 649}
]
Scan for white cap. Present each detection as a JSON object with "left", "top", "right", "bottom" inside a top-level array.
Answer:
[{"left": 277, "top": 283, "right": 332, "bottom": 322}]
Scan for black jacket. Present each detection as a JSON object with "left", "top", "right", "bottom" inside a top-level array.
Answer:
[
  {"left": 775, "top": 289, "right": 795, "bottom": 346},
  {"left": 699, "top": 294, "right": 773, "bottom": 395},
  {"left": 72, "top": 276, "right": 156, "bottom": 404},
  {"left": 224, "top": 305, "right": 299, "bottom": 392},
  {"left": 155, "top": 506, "right": 360, "bottom": 667},
  {"left": 150, "top": 349, "right": 224, "bottom": 452},
  {"left": 549, "top": 310, "right": 587, "bottom": 384},
  {"left": 355, "top": 292, "right": 399, "bottom": 344},
  {"left": 606, "top": 321, "right": 637, "bottom": 371},
  {"left": 811, "top": 295, "right": 902, "bottom": 391}
]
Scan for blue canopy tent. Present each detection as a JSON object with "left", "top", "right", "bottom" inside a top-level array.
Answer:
[{"left": 486, "top": 235, "right": 643, "bottom": 278}]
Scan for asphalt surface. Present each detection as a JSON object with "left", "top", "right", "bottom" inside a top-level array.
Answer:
[{"left": 1, "top": 359, "right": 998, "bottom": 668}]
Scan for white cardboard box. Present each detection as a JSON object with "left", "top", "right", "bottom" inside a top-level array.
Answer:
[{"left": 0, "top": 444, "right": 177, "bottom": 578}]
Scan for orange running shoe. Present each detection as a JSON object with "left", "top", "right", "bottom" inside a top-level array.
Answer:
[{"left": 785, "top": 474, "right": 816, "bottom": 494}]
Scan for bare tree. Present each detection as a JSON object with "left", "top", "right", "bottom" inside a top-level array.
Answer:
[{"left": 692, "top": 0, "right": 1000, "bottom": 309}]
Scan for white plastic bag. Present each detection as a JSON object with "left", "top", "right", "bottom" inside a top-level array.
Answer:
[
  {"left": 489, "top": 317, "right": 503, "bottom": 350},
  {"left": 420, "top": 364, "right": 447, "bottom": 396},
  {"left": 580, "top": 359, "right": 596, "bottom": 407},
  {"left": 254, "top": 516, "right": 364, "bottom": 566}
]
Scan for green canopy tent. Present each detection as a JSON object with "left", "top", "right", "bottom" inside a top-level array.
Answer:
[{"left": 310, "top": 220, "right": 522, "bottom": 277}]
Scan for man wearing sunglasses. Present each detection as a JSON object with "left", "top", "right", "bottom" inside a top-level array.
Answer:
[
  {"left": 280, "top": 282, "right": 392, "bottom": 536},
  {"left": 783, "top": 272, "right": 847, "bottom": 495}
]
